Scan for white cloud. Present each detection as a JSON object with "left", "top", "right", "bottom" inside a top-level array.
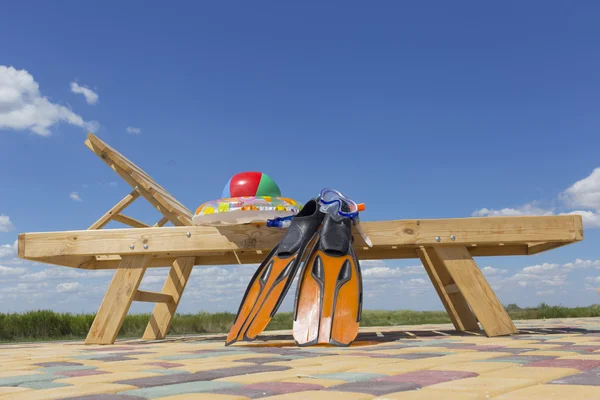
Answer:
[
  {"left": 126, "top": 126, "right": 141, "bottom": 135},
  {"left": 585, "top": 276, "right": 600, "bottom": 285},
  {"left": 70, "top": 82, "right": 98, "bottom": 105},
  {"left": 20, "top": 266, "right": 112, "bottom": 282},
  {"left": 0, "top": 264, "right": 26, "bottom": 277},
  {"left": 0, "top": 240, "right": 17, "bottom": 259},
  {"left": 56, "top": 282, "right": 81, "bottom": 293},
  {"left": 560, "top": 168, "right": 600, "bottom": 211},
  {"left": 2, "top": 282, "right": 48, "bottom": 294},
  {"left": 69, "top": 192, "right": 82, "bottom": 202},
  {"left": 362, "top": 265, "right": 425, "bottom": 279},
  {"left": 473, "top": 168, "right": 600, "bottom": 229},
  {"left": 563, "top": 258, "right": 600, "bottom": 270},
  {"left": 472, "top": 202, "right": 554, "bottom": 217},
  {"left": 0, "top": 65, "right": 99, "bottom": 136},
  {"left": 536, "top": 290, "right": 555, "bottom": 296},
  {"left": 481, "top": 266, "right": 508, "bottom": 276},
  {"left": 489, "top": 259, "right": 600, "bottom": 294},
  {"left": 521, "top": 263, "right": 560, "bottom": 274},
  {"left": 0, "top": 215, "right": 14, "bottom": 232}
]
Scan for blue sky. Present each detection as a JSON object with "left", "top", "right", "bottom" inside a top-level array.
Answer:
[{"left": 1, "top": 1, "right": 599, "bottom": 314}]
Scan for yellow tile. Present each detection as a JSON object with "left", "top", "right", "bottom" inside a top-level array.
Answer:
[
  {"left": 556, "top": 354, "right": 600, "bottom": 360},
  {"left": 156, "top": 395, "right": 248, "bottom": 400},
  {"left": 54, "top": 371, "right": 162, "bottom": 385},
  {"left": 348, "top": 358, "right": 444, "bottom": 375},
  {"left": 270, "top": 355, "right": 354, "bottom": 368},
  {"left": 324, "top": 356, "right": 399, "bottom": 369},
  {"left": 505, "top": 343, "right": 559, "bottom": 350},
  {"left": 0, "top": 383, "right": 136, "bottom": 400},
  {"left": 0, "top": 362, "right": 48, "bottom": 371},
  {"left": 186, "top": 362, "right": 256, "bottom": 372},
  {"left": 493, "top": 383, "right": 600, "bottom": 399},
  {"left": 427, "top": 377, "right": 536, "bottom": 397},
  {"left": 0, "top": 387, "right": 34, "bottom": 397},
  {"left": 261, "top": 391, "right": 373, "bottom": 399},
  {"left": 433, "top": 361, "right": 517, "bottom": 374},
  {"left": 482, "top": 366, "right": 580, "bottom": 383},
  {"left": 375, "top": 388, "right": 486, "bottom": 399},
  {"left": 433, "top": 351, "right": 514, "bottom": 363},
  {"left": 0, "top": 369, "right": 42, "bottom": 378},
  {"left": 292, "top": 363, "right": 376, "bottom": 375},
  {"left": 281, "top": 377, "right": 347, "bottom": 387},
  {"left": 518, "top": 351, "right": 580, "bottom": 357},
  {"left": 216, "top": 369, "right": 302, "bottom": 384}
]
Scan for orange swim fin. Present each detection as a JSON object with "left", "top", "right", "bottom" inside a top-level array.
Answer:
[
  {"left": 225, "top": 199, "right": 324, "bottom": 346},
  {"left": 292, "top": 213, "right": 363, "bottom": 347}
]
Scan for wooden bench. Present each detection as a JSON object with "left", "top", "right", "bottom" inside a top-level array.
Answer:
[{"left": 17, "top": 133, "right": 584, "bottom": 345}]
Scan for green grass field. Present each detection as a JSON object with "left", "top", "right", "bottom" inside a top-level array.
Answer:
[{"left": 1, "top": 303, "right": 598, "bottom": 343}]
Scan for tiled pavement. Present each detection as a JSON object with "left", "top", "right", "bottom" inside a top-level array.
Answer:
[{"left": 1, "top": 317, "right": 600, "bottom": 399}]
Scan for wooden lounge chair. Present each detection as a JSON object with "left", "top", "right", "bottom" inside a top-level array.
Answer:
[{"left": 17, "top": 133, "right": 584, "bottom": 344}]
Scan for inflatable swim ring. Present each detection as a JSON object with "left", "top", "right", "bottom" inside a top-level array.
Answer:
[{"left": 192, "top": 196, "right": 302, "bottom": 226}]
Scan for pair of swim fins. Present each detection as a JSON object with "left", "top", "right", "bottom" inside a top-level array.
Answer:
[{"left": 225, "top": 198, "right": 363, "bottom": 347}]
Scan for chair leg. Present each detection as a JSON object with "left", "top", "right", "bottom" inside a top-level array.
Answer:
[
  {"left": 433, "top": 246, "right": 517, "bottom": 337},
  {"left": 85, "top": 255, "right": 152, "bottom": 344},
  {"left": 417, "top": 247, "right": 480, "bottom": 332},
  {"left": 142, "top": 256, "right": 195, "bottom": 340}
]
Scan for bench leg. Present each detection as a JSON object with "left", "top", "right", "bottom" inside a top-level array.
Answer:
[
  {"left": 142, "top": 256, "right": 195, "bottom": 340},
  {"left": 433, "top": 246, "right": 517, "bottom": 337},
  {"left": 85, "top": 255, "right": 152, "bottom": 344},
  {"left": 417, "top": 247, "right": 479, "bottom": 332}
]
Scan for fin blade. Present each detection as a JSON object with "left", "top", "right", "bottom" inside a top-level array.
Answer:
[
  {"left": 293, "top": 252, "right": 323, "bottom": 346},
  {"left": 329, "top": 256, "right": 362, "bottom": 346},
  {"left": 226, "top": 252, "right": 298, "bottom": 345},
  {"left": 293, "top": 215, "right": 363, "bottom": 347}
]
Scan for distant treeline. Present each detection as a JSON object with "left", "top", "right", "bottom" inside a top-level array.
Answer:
[{"left": 1, "top": 303, "right": 598, "bottom": 343}]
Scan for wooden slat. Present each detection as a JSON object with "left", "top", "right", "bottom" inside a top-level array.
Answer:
[
  {"left": 134, "top": 290, "right": 173, "bottom": 303},
  {"left": 433, "top": 246, "right": 517, "bottom": 337},
  {"left": 87, "top": 134, "right": 190, "bottom": 213},
  {"left": 112, "top": 214, "right": 150, "bottom": 228},
  {"left": 84, "top": 137, "right": 191, "bottom": 226},
  {"left": 143, "top": 257, "right": 195, "bottom": 340},
  {"left": 19, "top": 244, "right": 538, "bottom": 270},
  {"left": 85, "top": 134, "right": 193, "bottom": 226},
  {"left": 417, "top": 247, "right": 479, "bottom": 332},
  {"left": 154, "top": 217, "right": 169, "bottom": 227},
  {"left": 527, "top": 241, "right": 572, "bottom": 255},
  {"left": 444, "top": 283, "right": 459, "bottom": 294},
  {"left": 85, "top": 255, "right": 152, "bottom": 344},
  {"left": 88, "top": 190, "right": 140, "bottom": 230},
  {"left": 18, "top": 214, "right": 583, "bottom": 260}
]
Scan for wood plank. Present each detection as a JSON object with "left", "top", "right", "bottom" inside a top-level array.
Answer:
[
  {"left": 85, "top": 255, "right": 152, "bottom": 344},
  {"left": 134, "top": 290, "right": 173, "bottom": 303},
  {"left": 15, "top": 243, "right": 556, "bottom": 270},
  {"left": 444, "top": 283, "right": 459, "bottom": 294},
  {"left": 112, "top": 214, "right": 150, "bottom": 228},
  {"left": 417, "top": 247, "right": 479, "bottom": 332},
  {"left": 88, "top": 191, "right": 140, "bottom": 230},
  {"left": 142, "top": 257, "right": 195, "bottom": 340},
  {"left": 527, "top": 241, "right": 572, "bottom": 255},
  {"left": 433, "top": 246, "right": 517, "bottom": 337},
  {"left": 154, "top": 217, "right": 169, "bottom": 227},
  {"left": 18, "top": 214, "right": 583, "bottom": 260}
]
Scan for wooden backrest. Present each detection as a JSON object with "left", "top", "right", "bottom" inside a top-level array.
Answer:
[{"left": 85, "top": 133, "right": 193, "bottom": 226}]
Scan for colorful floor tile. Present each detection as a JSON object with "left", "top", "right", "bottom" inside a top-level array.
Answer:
[{"left": 0, "top": 317, "right": 599, "bottom": 399}]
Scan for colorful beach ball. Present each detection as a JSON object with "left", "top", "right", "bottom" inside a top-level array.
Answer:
[{"left": 222, "top": 171, "right": 281, "bottom": 198}]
